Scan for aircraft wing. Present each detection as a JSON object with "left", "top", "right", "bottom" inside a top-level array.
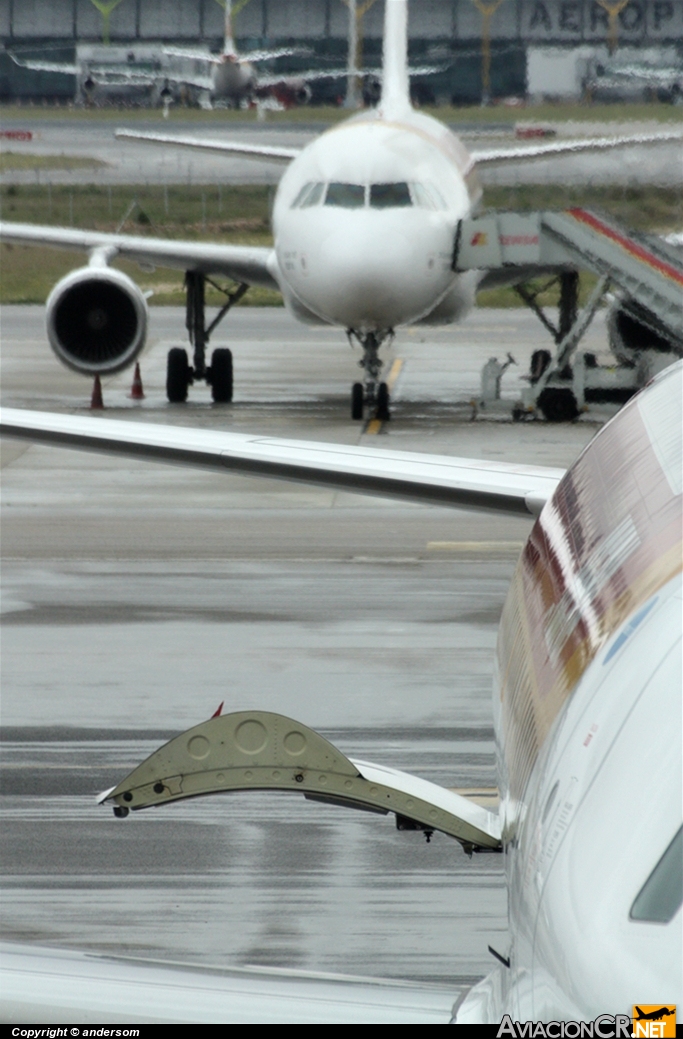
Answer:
[
  {"left": 115, "top": 128, "right": 301, "bottom": 163},
  {"left": 157, "top": 73, "right": 216, "bottom": 92},
  {"left": 469, "top": 127, "right": 683, "bottom": 166},
  {"left": 0, "top": 221, "right": 279, "bottom": 290},
  {"left": 256, "top": 64, "right": 447, "bottom": 88},
  {"left": 7, "top": 54, "right": 79, "bottom": 75},
  {"left": 161, "top": 46, "right": 301, "bottom": 65},
  {"left": 0, "top": 941, "right": 454, "bottom": 1023},
  {"left": 242, "top": 47, "right": 304, "bottom": 63},
  {"left": 162, "top": 45, "right": 224, "bottom": 65},
  {"left": 0, "top": 408, "right": 563, "bottom": 518},
  {"left": 89, "top": 71, "right": 167, "bottom": 87},
  {"left": 256, "top": 67, "right": 353, "bottom": 87}
]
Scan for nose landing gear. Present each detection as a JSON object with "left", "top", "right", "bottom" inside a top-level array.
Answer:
[{"left": 347, "top": 328, "right": 393, "bottom": 421}]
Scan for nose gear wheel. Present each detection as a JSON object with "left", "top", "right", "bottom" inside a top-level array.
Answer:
[{"left": 347, "top": 328, "right": 394, "bottom": 421}]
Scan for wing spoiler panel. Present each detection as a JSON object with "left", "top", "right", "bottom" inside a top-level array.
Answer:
[{"left": 98, "top": 711, "right": 501, "bottom": 853}]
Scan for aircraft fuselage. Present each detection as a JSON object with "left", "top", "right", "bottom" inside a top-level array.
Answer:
[
  {"left": 212, "top": 57, "right": 256, "bottom": 100},
  {"left": 272, "top": 107, "right": 481, "bottom": 331},
  {"left": 458, "top": 363, "right": 683, "bottom": 1021}
]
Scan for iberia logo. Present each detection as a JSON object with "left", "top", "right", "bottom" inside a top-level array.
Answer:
[
  {"left": 632, "top": 1006, "right": 676, "bottom": 1037},
  {"left": 470, "top": 231, "right": 488, "bottom": 246}
]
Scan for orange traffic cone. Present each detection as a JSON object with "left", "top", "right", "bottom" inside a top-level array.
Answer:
[
  {"left": 90, "top": 375, "right": 104, "bottom": 409},
  {"left": 129, "top": 362, "right": 145, "bottom": 400}
]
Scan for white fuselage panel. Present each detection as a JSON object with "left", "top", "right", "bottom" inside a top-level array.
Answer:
[{"left": 272, "top": 111, "right": 479, "bottom": 331}]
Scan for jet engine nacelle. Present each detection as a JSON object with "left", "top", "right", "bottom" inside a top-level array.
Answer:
[
  {"left": 46, "top": 267, "right": 148, "bottom": 376},
  {"left": 607, "top": 301, "right": 679, "bottom": 366}
]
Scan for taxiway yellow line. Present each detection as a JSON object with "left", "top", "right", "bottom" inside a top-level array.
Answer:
[
  {"left": 386, "top": 358, "right": 404, "bottom": 393},
  {"left": 365, "top": 358, "right": 404, "bottom": 436}
]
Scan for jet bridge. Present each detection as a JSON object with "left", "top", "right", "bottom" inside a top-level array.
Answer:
[{"left": 454, "top": 208, "right": 683, "bottom": 421}]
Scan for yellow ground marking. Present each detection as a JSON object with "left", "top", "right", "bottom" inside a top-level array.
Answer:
[
  {"left": 365, "top": 358, "right": 404, "bottom": 435},
  {"left": 427, "top": 541, "right": 525, "bottom": 552},
  {"left": 386, "top": 358, "right": 404, "bottom": 393}
]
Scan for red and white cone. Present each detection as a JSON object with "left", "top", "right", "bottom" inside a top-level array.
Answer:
[
  {"left": 129, "top": 362, "right": 145, "bottom": 400},
  {"left": 90, "top": 375, "right": 104, "bottom": 409}
]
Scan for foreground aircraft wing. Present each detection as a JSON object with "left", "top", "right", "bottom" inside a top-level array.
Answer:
[
  {"left": 0, "top": 221, "right": 278, "bottom": 290},
  {"left": 0, "top": 941, "right": 454, "bottom": 1023},
  {"left": 115, "top": 128, "right": 301, "bottom": 163},
  {"left": 0, "top": 408, "right": 563, "bottom": 518},
  {"left": 469, "top": 127, "right": 683, "bottom": 166}
]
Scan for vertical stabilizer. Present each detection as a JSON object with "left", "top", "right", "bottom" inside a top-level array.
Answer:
[
  {"left": 223, "top": 0, "right": 237, "bottom": 58},
  {"left": 380, "top": 0, "right": 411, "bottom": 116}
]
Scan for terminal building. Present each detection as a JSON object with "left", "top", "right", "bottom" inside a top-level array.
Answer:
[{"left": 1, "top": 0, "right": 681, "bottom": 103}]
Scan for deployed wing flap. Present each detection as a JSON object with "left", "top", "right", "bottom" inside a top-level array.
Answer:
[
  {"left": 98, "top": 710, "right": 501, "bottom": 851},
  {"left": 0, "top": 409, "right": 564, "bottom": 518},
  {"left": 0, "top": 222, "right": 279, "bottom": 290},
  {"left": 470, "top": 127, "right": 683, "bottom": 167},
  {"left": 115, "top": 129, "right": 301, "bottom": 163}
]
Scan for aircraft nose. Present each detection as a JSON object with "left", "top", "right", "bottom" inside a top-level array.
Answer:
[{"left": 315, "top": 227, "right": 419, "bottom": 327}]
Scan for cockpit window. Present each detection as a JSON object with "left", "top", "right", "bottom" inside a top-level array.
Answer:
[
  {"left": 291, "top": 182, "right": 325, "bottom": 209},
  {"left": 369, "top": 182, "right": 412, "bottom": 209},
  {"left": 412, "top": 182, "right": 447, "bottom": 210},
  {"left": 301, "top": 182, "right": 325, "bottom": 208},
  {"left": 325, "top": 183, "right": 365, "bottom": 209},
  {"left": 630, "top": 825, "right": 683, "bottom": 923}
]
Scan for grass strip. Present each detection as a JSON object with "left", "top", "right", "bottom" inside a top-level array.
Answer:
[
  {"left": 0, "top": 153, "right": 108, "bottom": 171},
  {"left": 1, "top": 101, "right": 681, "bottom": 125},
  {"left": 1, "top": 182, "right": 680, "bottom": 307}
]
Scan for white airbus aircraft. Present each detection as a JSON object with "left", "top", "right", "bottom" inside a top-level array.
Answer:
[
  {"left": 2, "top": 0, "right": 681, "bottom": 421},
  {"left": 0, "top": 360, "right": 680, "bottom": 1022}
]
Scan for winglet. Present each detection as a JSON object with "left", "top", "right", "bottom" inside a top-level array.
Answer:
[
  {"left": 380, "top": 0, "right": 411, "bottom": 117},
  {"left": 211, "top": 701, "right": 224, "bottom": 718}
]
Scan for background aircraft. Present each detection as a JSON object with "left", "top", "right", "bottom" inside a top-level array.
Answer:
[
  {"left": 1, "top": 356, "right": 680, "bottom": 1021},
  {"left": 156, "top": 0, "right": 345, "bottom": 110},
  {"left": 585, "top": 54, "right": 683, "bottom": 105},
  {"left": 1, "top": 0, "right": 682, "bottom": 425},
  {"left": 7, "top": 1, "right": 344, "bottom": 111}
]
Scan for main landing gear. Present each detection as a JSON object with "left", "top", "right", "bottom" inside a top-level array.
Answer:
[
  {"left": 515, "top": 271, "right": 581, "bottom": 422},
  {"left": 166, "top": 271, "right": 248, "bottom": 404},
  {"left": 347, "top": 329, "right": 393, "bottom": 421}
]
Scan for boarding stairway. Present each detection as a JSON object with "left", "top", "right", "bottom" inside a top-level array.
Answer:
[{"left": 454, "top": 208, "right": 683, "bottom": 420}]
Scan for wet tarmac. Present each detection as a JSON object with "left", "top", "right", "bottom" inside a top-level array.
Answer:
[{"left": 1, "top": 306, "right": 604, "bottom": 991}]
